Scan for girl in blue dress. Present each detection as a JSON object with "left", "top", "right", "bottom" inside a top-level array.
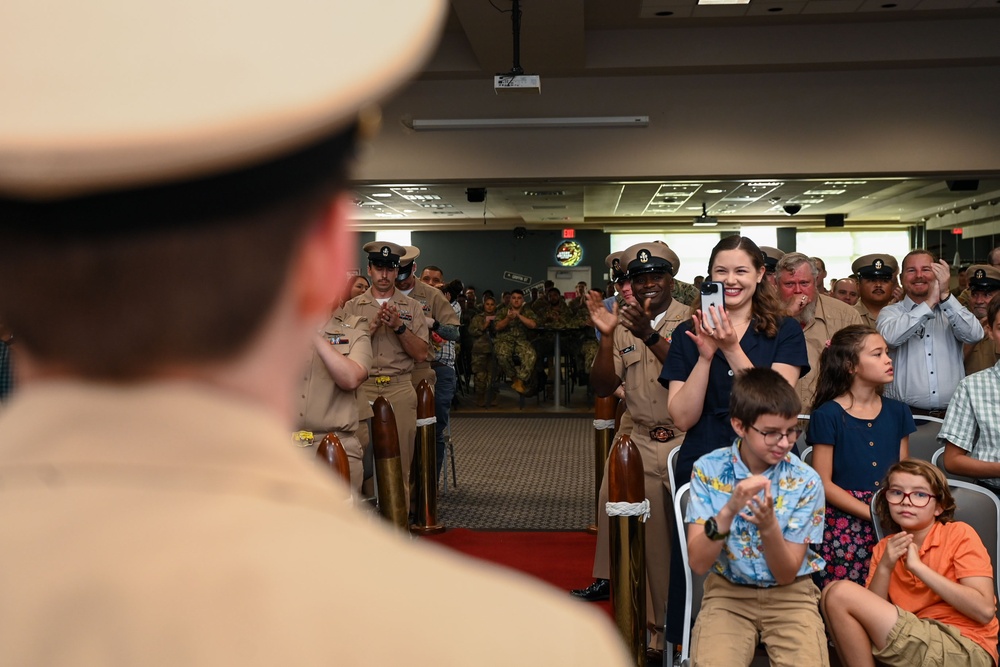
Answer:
[{"left": 808, "top": 324, "right": 916, "bottom": 588}]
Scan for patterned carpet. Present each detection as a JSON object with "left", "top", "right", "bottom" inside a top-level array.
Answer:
[{"left": 438, "top": 416, "right": 596, "bottom": 531}]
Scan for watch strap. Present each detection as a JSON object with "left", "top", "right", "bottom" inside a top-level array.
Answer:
[
  {"left": 394, "top": 323, "right": 407, "bottom": 335},
  {"left": 644, "top": 331, "right": 660, "bottom": 347}
]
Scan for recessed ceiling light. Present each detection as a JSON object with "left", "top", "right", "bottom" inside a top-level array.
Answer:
[
  {"left": 705, "top": 189, "right": 726, "bottom": 194},
  {"left": 371, "top": 193, "right": 392, "bottom": 198},
  {"left": 824, "top": 180, "right": 867, "bottom": 186},
  {"left": 803, "top": 189, "right": 845, "bottom": 195}
]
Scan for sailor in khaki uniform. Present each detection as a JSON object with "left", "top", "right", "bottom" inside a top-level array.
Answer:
[
  {"left": 963, "top": 264, "right": 1000, "bottom": 375},
  {"left": 342, "top": 241, "right": 429, "bottom": 507},
  {"left": 394, "top": 245, "right": 461, "bottom": 392},
  {"left": 294, "top": 311, "right": 372, "bottom": 494},
  {"left": 0, "top": 2, "right": 633, "bottom": 666},
  {"left": 852, "top": 253, "right": 899, "bottom": 329},
  {"left": 577, "top": 241, "right": 688, "bottom": 654}
]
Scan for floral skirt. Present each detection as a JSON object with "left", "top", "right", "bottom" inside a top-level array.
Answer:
[{"left": 814, "top": 489, "right": 876, "bottom": 589}]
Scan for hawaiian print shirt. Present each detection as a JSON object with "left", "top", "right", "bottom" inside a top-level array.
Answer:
[{"left": 686, "top": 441, "right": 826, "bottom": 586}]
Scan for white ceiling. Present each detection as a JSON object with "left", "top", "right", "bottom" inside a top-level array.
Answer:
[{"left": 351, "top": 0, "right": 1000, "bottom": 234}]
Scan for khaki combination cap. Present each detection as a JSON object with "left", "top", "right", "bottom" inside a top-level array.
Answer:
[
  {"left": 968, "top": 264, "right": 1000, "bottom": 292},
  {"left": 397, "top": 245, "right": 421, "bottom": 280},
  {"left": 759, "top": 246, "right": 785, "bottom": 272},
  {"left": 0, "top": 0, "right": 447, "bottom": 200},
  {"left": 605, "top": 252, "right": 627, "bottom": 282},
  {"left": 621, "top": 241, "right": 680, "bottom": 277},
  {"left": 364, "top": 241, "right": 406, "bottom": 268},
  {"left": 852, "top": 253, "right": 899, "bottom": 279}
]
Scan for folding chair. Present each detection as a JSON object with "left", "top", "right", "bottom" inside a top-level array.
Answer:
[
  {"left": 909, "top": 415, "right": 945, "bottom": 462},
  {"left": 800, "top": 446, "right": 813, "bottom": 467},
  {"left": 670, "top": 482, "right": 770, "bottom": 666},
  {"left": 440, "top": 422, "right": 458, "bottom": 492},
  {"left": 933, "top": 445, "right": 978, "bottom": 485}
]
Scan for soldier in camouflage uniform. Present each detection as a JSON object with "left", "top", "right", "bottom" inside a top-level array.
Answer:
[
  {"left": 494, "top": 289, "right": 538, "bottom": 394},
  {"left": 469, "top": 295, "right": 499, "bottom": 406},
  {"left": 535, "top": 287, "right": 582, "bottom": 387}
]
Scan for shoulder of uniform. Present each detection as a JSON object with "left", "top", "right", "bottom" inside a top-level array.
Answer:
[{"left": 338, "top": 313, "right": 365, "bottom": 329}]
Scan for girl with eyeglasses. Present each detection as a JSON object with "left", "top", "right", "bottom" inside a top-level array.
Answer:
[
  {"left": 821, "top": 459, "right": 998, "bottom": 667},
  {"left": 808, "top": 325, "right": 917, "bottom": 588}
]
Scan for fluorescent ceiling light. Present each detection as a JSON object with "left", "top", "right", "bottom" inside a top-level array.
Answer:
[
  {"left": 407, "top": 116, "right": 649, "bottom": 131},
  {"left": 693, "top": 220, "right": 719, "bottom": 227}
]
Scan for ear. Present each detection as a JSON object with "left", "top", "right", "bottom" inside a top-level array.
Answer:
[
  {"left": 292, "top": 194, "right": 354, "bottom": 320},
  {"left": 756, "top": 266, "right": 765, "bottom": 284},
  {"left": 731, "top": 417, "right": 747, "bottom": 438}
]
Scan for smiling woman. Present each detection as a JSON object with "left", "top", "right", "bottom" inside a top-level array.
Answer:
[{"left": 658, "top": 234, "right": 811, "bottom": 644}]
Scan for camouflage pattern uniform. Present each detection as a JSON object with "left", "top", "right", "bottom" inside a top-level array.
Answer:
[
  {"left": 672, "top": 279, "right": 698, "bottom": 307},
  {"left": 494, "top": 305, "right": 537, "bottom": 385},
  {"left": 468, "top": 311, "right": 497, "bottom": 406}
]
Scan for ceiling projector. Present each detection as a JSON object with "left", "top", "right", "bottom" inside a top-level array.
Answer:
[{"left": 494, "top": 74, "right": 541, "bottom": 94}]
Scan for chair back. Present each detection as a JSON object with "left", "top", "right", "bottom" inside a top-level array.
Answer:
[
  {"left": 933, "top": 446, "right": 976, "bottom": 484},
  {"left": 668, "top": 445, "right": 681, "bottom": 497},
  {"left": 800, "top": 446, "right": 813, "bottom": 468},
  {"left": 673, "top": 483, "right": 710, "bottom": 667},
  {"left": 949, "top": 480, "right": 1000, "bottom": 602},
  {"left": 908, "top": 416, "right": 944, "bottom": 462}
]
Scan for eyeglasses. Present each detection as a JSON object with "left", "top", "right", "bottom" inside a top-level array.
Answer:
[
  {"left": 748, "top": 425, "right": 803, "bottom": 446},
  {"left": 885, "top": 488, "right": 937, "bottom": 508}
]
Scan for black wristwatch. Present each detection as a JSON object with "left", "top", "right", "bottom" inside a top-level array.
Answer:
[
  {"left": 704, "top": 516, "right": 730, "bottom": 541},
  {"left": 644, "top": 331, "right": 660, "bottom": 347},
  {"left": 394, "top": 323, "right": 407, "bottom": 335}
]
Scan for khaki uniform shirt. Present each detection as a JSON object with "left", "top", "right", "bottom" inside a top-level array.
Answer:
[
  {"left": 342, "top": 288, "right": 429, "bottom": 377},
  {"left": 799, "top": 294, "right": 864, "bottom": 412},
  {"left": 405, "top": 281, "right": 461, "bottom": 363},
  {"left": 855, "top": 300, "right": 881, "bottom": 329},
  {"left": 966, "top": 335, "right": 1000, "bottom": 376},
  {"left": 294, "top": 312, "right": 372, "bottom": 434},
  {"left": 0, "top": 382, "right": 631, "bottom": 666},
  {"left": 612, "top": 298, "right": 689, "bottom": 432}
]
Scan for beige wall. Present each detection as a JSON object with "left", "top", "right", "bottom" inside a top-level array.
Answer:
[{"left": 358, "top": 65, "right": 1000, "bottom": 183}]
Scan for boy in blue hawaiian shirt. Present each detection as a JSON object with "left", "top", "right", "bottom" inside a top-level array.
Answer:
[{"left": 685, "top": 367, "right": 828, "bottom": 666}]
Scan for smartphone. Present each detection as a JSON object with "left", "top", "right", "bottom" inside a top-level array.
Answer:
[{"left": 700, "top": 281, "right": 725, "bottom": 329}]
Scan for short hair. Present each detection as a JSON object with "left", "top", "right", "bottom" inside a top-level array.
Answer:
[
  {"left": 482, "top": 289, "right": 494, "bottom": 298},
  {"left": 989, "top": 246, "right": 1000, "bottom": 267},
  {"left": 811, "top": 257, "right": 826, "bottom": 272},
  {"left": 902, "top": 248, "right": 936, "bottom": 270},
  {"left": 510, "top": 289, "right": 524, "bottom": 297},
  {"left": 874, "top": 459, "right": 956, "bottom": 534},
  {"left": 546, "top": 286, "right": 561, "bottom": 297},
  {"left": 988, "top": 292, "right": 1000, "bottom": 328},
  {"left": 422, "top": 265, "right": 444, "bottom": 277},
  {"left": 730, "top": 367, "right": 802, "bottom": 426},
  {"left": 0, "top": 128, "right": 357, "bottom": 379},
  {"left": 776, "top": 252, "right": 817, "bottom": 278}
]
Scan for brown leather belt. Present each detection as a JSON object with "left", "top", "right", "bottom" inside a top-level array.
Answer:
[
  {"left": 910, "top": 407, "right": 946, "bottom": 419},
  {"left": 649, "top": 426, "right": 676, "bottom": 442}
]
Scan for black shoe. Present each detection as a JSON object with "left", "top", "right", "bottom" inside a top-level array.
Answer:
[
  {"left": 644, "top": 648, "right": 665, "bottom": 667},
  {"left": 569, "top": 578, "right": 610, "bottom": 601}
]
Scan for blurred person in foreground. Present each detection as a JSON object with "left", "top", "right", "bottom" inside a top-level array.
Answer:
[{"left": 0, "top": 1, "right": 632, "bottom": 665}]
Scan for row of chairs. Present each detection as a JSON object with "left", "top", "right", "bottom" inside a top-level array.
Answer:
[{"left": 664, "top": 414, "right": 1000, "bottom": 667}]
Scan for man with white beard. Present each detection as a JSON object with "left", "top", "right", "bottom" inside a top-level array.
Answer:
[{"left": 776, "top": 252, "right": 863, "bottom": 412}]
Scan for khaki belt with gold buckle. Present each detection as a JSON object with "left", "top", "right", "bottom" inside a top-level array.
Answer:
[{"left": 649, "top": 427, "right": 675, "bottom": 442}]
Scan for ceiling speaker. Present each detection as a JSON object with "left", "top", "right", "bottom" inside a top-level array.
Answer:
[{"left": 466, "top": 187, "right": 487, "bottom": 203}]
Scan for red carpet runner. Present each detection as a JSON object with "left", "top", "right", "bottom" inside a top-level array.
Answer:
[{"left": 422, "top": 529, "right": 612, "bottom": 618}]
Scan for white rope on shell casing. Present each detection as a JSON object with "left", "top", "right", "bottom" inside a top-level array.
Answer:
[
  {"left": 606, "top": 499, "right": 650, "bottom": 522},
  {"left": 593, "top": 419, "right": 615, "bottom": 430},
  {"left": 415, "top": 417, "right": 437, "bottom": 427}
]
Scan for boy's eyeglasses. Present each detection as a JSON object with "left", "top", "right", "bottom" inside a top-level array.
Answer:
[
  {"left": 748, "top": 425, "right": 803, "bottom": 446},
  {"left": 885, "top": 488, "right": 937, "bottom": 507}
]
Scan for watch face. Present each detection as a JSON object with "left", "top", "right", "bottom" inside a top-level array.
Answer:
[{"left": 704, "top": 517, "right": 719, "bottom": 540}]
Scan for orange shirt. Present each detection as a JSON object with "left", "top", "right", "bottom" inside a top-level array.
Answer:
[{"left": 867, "top": 521, "right": 999, "bottom": 665}]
